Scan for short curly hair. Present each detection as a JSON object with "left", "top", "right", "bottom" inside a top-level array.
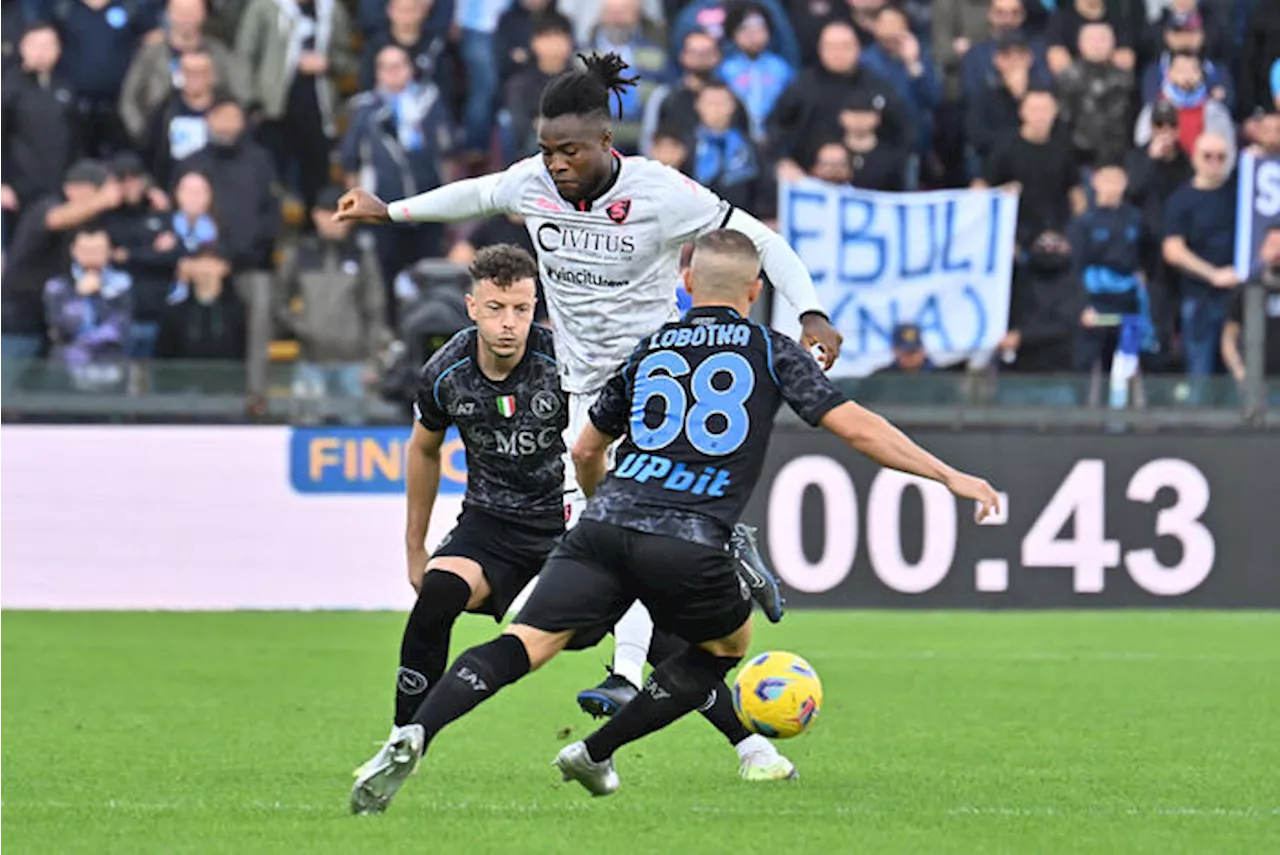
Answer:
[{"left": 469, "top": 243, "right": 538, "bottom": 289}]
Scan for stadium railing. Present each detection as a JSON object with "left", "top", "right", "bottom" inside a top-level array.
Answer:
[{"left": 2, "top": 358, "right": 1275, "bottom": 430}]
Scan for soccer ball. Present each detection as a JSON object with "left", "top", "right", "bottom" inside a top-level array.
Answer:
[{"left": 732, "top": 651, "right": 823, "bottom": 739}]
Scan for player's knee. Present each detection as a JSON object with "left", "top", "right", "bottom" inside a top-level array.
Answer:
[
  {"left": 504, "top": 624, "right": 570, "bottom": 671},
  {"left": 658, "top": 645, "right": 740, "bottom": 698},
  {"left": 697, "top": 620, "right": 753, "bottom": 660},
  {"left": 408, "top": 570, "right": 473, "bottom": 630}
]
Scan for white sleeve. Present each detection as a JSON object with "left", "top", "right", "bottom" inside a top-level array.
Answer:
[
  {"left": 657, "top": 166, "right": 733, "bottom": 244},
  {"left": 387, "top": 171, "right": 515, "bottom": 223},
  {"left": 724, "top": 207, "right": 827, "bottom": 319}
]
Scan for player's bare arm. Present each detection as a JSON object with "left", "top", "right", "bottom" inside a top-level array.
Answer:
[
  {"left": 819, "top": 401, "right": 1000, "bottom": 521},
  {"left": 404, "top": 421, "right": 445, "bottom": 593},
  {"left": 333, "top": 187, "right": 391, "bottom": 224},
  {"left": 570, "top": 423, "right": 614, "bottom": 498}
]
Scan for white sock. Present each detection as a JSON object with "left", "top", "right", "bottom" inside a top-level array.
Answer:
[
  {"left": 610, "top": 601, "right": 653, "bottom": 689},
  {"left": 735, "top": 733, "right": 777, "bottom": 760}
]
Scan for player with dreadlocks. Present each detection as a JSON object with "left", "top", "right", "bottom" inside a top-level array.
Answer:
[{"left": 336, "top": 52, "right": 843, "bottom": 783}]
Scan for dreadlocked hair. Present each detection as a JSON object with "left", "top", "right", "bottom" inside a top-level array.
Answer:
[{"left": 539, "top": 52, "right": 640, "bottom": 121}]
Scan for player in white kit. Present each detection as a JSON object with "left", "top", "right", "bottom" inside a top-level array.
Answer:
[{"left": 335, "top": 52, "right": 843, "bottom": 763}]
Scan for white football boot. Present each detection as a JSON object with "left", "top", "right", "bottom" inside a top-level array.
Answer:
[
  {"left": 554, "top": 741, "right": 620, "bottom": 797},
  {"left": 350, "top": 724, "right": 425, "bottom": 814},
  {"left": 737, "top": 734, "right": 798, "bottom": 782}
]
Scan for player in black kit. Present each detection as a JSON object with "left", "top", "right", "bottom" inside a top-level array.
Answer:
[
  {"left": 352, "top": 232, "right": 1000, "bottom": 806},
  {"left": 352, "top": 243, "right": 795, "bottom": 815}
]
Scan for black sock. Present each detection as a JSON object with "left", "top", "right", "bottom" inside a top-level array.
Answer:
[
  {"left": 394, "top": 570, "right": 472, "bottom": 726},
  {"left": 584, "top": 646, "right": 740, "bottom": 763},
  {"left": 410, "top": 633, "right": 531, "bottom": 746},
  {"left": 648, "top": 631, "right": 751, "bottom": 747}
]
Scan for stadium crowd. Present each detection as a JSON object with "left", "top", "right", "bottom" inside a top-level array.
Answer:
[{"left": 2, "top": 0, "right": 1279, "bottom": 399}]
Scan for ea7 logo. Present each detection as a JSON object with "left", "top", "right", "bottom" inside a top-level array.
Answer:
[
  {"left": 457, "top": 667, "right": 489, "bottom": 692},
  {"left": 643, "top": 677, "right": 671, "bottom": 701}
]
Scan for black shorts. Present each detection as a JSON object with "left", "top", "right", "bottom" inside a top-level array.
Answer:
[
  {"left": 431, "top": 506, "right": 561, "bottom": 620},
  {"left": 514, "top": 520, "right": 752, "bottom": 650}
]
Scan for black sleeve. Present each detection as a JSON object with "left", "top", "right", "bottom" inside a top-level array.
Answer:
[
  {"left": 983, "top": 139, "right": 1011, "bottom": 187},
  {"left": 588, "top": 358, "right": 635, "bottom": 438},
  {"left": 770, "top": 331, "right": 848, "bottom": 426},
  {"left": 1228, "top": 288, "right": 1244, "bottom": 325},
  {"left": 411, "top": 352, "right": 453, "bottom": 431},
  {"left": 1045, "top": 11, "right": 1071, "bottom": 48}
]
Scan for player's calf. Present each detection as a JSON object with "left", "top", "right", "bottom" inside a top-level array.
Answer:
[{"left": 395, "top": 569, "right": 473, "bottom": 725}]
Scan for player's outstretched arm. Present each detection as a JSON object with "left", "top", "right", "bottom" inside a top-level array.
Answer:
[
  {"left": 405, "top": 422, "right": 446, "bottom": 592},
  {"left": 571, "top": 424, "right": 614, "bottom": 499},
  {"left": 722, "top": 208, "right": 844, "bottom": 368},
  {"left": 334, "top": 172, "right": 509, "bottom": 225},
  {"left": 820, "top": 401, "right": 1000, "bottom": 522}
]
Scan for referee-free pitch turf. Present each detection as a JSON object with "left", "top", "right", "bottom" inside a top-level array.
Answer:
[{"left": 3, "top": 612, "right": 1277, "bottom": 854}]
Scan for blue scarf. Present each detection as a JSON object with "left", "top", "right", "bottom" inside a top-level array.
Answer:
[
  {"left": 1160, "top": 79, "right": 1208, "bottom": 110},
  {"left": 172, "top": 213, "right": 218, "bottom": 252},
  {"left": 692, "top": 127, "right": 758, "bottom": 189}
]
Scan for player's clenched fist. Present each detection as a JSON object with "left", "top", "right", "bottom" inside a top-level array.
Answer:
[{"left": 334, "top": 188, "right": 391, "bottom": 224}]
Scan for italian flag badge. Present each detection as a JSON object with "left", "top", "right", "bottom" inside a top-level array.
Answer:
[{"left": 496, "top": 395, "right": 516, "bottom": 418}]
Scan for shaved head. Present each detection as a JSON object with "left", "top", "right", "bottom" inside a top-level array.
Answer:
[{"left": 686, "top": 229, "right": 762, "bottom": 307}]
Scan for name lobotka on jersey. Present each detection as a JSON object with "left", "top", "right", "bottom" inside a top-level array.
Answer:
[
  {"left": 413, "top": 325, "right": 568, "bottom": 528},
  {"left": 584, "top": 306, "right": 849, "bottom": 549}
]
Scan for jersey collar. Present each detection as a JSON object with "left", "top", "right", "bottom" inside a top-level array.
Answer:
[
  {"left": 564, "top": 151, "right": 623, "bottom": 212},
  {"left": 682, "top": 305, "right": 744, "bottom": 321}
]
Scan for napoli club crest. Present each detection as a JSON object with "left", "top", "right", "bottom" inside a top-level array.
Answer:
[{"left": 605, "top": 199, "right": 631, "bottom": 224}]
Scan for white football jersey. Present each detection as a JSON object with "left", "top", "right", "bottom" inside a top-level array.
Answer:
[{"left": 489, "top": 155, "right": 732, "bottom": 393}]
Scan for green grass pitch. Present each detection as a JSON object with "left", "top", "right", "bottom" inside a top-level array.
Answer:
[{"left": 3, "top": 611, "right": 1278, "bottom": 854}]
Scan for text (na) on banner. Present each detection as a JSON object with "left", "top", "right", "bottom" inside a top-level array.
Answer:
[
  {"left": 774, "top": 180, "right": 1019, "bottom": 378},
  {"left": 1235, "top": 151, "right": 1280, "bottom": 278}
]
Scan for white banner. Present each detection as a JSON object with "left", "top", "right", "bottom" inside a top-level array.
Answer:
[
  {"left": 774, "top": 180, "right": 1019, "bottom": 377},
  {"left": 0, "top": 426, "right": 464, "bottom": 610}
]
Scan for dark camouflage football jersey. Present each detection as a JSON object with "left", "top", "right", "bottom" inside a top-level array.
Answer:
[
  {"left": 585, "top": 305, "right": 848, "bottom": 548},
  {"left": 414, "top": 325, "right": 568, "bottom": 529}
]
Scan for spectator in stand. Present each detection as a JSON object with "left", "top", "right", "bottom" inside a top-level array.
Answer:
[
  {"left": 1150, "top": 1, "right": 1230, "bottom": 64},
  {"left": 688, "top": 80, "right": 773, "bottom": 217},
  {"left": 156, "top": 241, "right": 247, "bottom": 370},
  {"left": 145, "top": 48, "right": 223, "bottom": 189},
  {"left": 669, "top": 0, "right": 800, "bottom": 69},
  {"left": 1139, "top": 12, "right": 1233, "bottom": 111},
  {"left": 1222, "top": 226, "right": 1280, "bottom": 390},
  {"left": 1057, "top": 22, "right": 1133, "bottom": 167},
  {"left": 2, "top": 23, "right": 80, "bottom": 233},
  {"left": 446, "top": 214, "right": 535, "bottom": 266},
  {"left": 43, "top": 226, "right": 132, "bottom": 387},
  {"left": 1134, "top": 52, "right": 1233, "bottom": 158},
  {"left": 967, "top": 33, "right": 1040, "bottom": 175},
  {"left": 277, "top": 185, "right": 388, "bottom": 411},
  {"left": 978, "top": 87, "right": 1084, "bottom": 246},
  {"left": 641, "top": 29, "right": 748, "bottom": 156},
  {"left": 495, "top": 0, "right": 554, "bottom": 85},
  {"left": 1163, "top": 131, "right": 1239, "bottom": 380},
  {"left": 1044, "top": 0, "right": 1137, "bottom": 77},
  {"left": 3, "top": 160, "right": 121, "bottom": 356},
  {"left": 1068, "top": 163, "right": 1148, "bottom": 371},
  {"left": 452, "top": 0, "right": 511, "bottom": 167},
  {"left": 845, "top": 0, "right": 888, "bottom": 46},
  {"left": 1125, "top": 100, "right": 1192, "bottom": 355},
  {"left": 353, "top": 0, "right": 449, "bottom": 41},
  {"left": 880, "top": 323, "right": 934, "bottom": 372},
  {"left": 933, "top": 0, "right": 997, "bottom": 106},
  {"left": 169, "top": 170, "right": 219, "bottom": 252},
  {"left": 768, "top": 20, "right": 910, "bottom": 181},
  {"left": 960, "top": 0, "right": 1050, "bottom": 102},
  {"left": 1240, "top": 0, "right": 1280, "bottom": 117},
  {"left": 359, "top": 0, "right": 452, "bottom": 103},
  {"left": 235, "top": 0, "right": 355, "bottom": 211},
  {"left": 1246, "top": 110, "right": 1280, "bottom": 157},
  {"left": 49, "top": 0, "right": 161, "bottom": 157},
  {"left": 840, "top": 99, "right": 909, "bottom": 191},
  {"left": 341, "top": 43, "right": 454, "bottom": 300},
  {"left": 648, "top": 125, "right": 690, "bottom": 170},
  {"left": 586, "top": 0, "right": 668, "bottom": 153},
  {"left": 861, "top": 3, "right": 940, "bottom": 166},
  {"left": 998, "top": 230, "right": 1086, "bottom": 376},
  {"left": 806, "top": 140, "right": 854, "bottom": 185},
  {"left": 719, "top": 3, "right": 794, "bottom": 143},
  {"left": 560, "top": 0, "right": 665, "bottom": 45},
  {"left": 119, "top": 0, "right": 250, "bottom": 146},
  {"left": 178, "top": 99, "right": 280, "bottom": 275},
  {"left": 501, "top": 13, "right": 575, "bottom": 163},
  {"left": 103, "top": 151, "right": 182, "bottom": 357}
]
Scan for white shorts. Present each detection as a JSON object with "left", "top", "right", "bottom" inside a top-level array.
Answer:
[{"left": 563, "top": 389, "right": 622, "bottom": 523}]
